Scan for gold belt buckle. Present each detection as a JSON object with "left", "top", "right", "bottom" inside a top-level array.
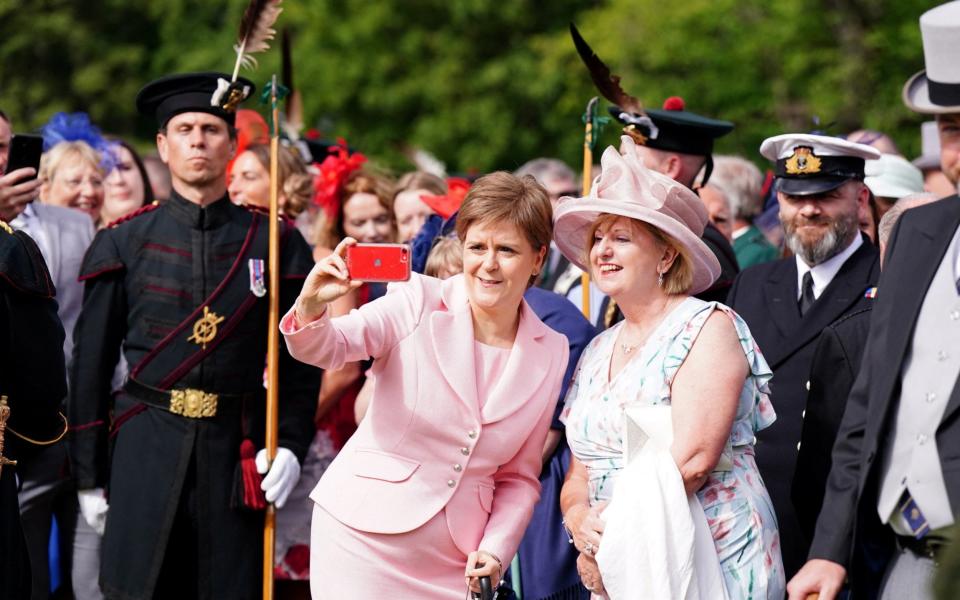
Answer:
[
  {"left": 169, "top": 389, "right": 218, "bottom": 418},
  {"left": 0, "top": 396, "right": 17, "bottom": 476}
]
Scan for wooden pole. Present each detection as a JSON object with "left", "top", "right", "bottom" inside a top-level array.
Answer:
[
  {"left": 580, "top": 97, "right": 598, "bottom": 321},
  {"left": 262, "top": 74, "right": 281, "bottom": 600}
]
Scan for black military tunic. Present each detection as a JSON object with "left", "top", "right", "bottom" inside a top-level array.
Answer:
[
  {"left": 69, "top": 192, "right": 319, "bottom": 600},
  {"left": 0, "top": 226, "right": 68, "bottom": 600}
]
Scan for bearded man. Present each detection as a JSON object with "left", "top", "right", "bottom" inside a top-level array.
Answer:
[{"left": 727, "top": 134, "right": 882, "bottom": 580}]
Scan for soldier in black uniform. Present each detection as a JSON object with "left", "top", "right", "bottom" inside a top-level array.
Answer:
[
  {"left": 0, "top": 223, "right": 69, "bottom": 600},
  {"left": 68, "top": 73, "right": 319, "bottom": 600}
]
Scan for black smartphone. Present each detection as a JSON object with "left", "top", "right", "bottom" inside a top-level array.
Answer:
[{"left": 5, "top": 134, "right": 43, "bottom": 179}]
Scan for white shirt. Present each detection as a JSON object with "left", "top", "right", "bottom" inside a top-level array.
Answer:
[
  {"left": 953, "top": 223, "right": 960, "bottom": 284},
  {"left": 795, "top": 233, "right": 864, "bottom": 301}
]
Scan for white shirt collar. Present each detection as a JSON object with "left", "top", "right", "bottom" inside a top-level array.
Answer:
[
  {"left": 732, "top": 225, "right": 750, "bottom": 240},
  {"left": 795, "top": 233, "right": 865, "bottom": 301}
]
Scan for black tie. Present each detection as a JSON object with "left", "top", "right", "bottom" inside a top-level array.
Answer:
[{"left": 799, "top": 271, "right": 815, "bottom": 317}]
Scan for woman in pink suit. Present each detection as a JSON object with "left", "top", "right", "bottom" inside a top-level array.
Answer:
[{"left": 281, "top": 172, "right": 569, "bottom": 599}]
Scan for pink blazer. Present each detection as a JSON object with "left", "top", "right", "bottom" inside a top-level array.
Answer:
[{"left": 281, "top": 273, "right": 568, "bottom": 561}]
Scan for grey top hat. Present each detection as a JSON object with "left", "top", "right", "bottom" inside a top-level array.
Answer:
[{"left": 903, "top": 1, "right": 960, "bottom": 114}]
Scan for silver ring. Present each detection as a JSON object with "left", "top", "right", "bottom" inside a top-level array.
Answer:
[{"left": 584, "top": 542, "right": 594, "bottom": 556}]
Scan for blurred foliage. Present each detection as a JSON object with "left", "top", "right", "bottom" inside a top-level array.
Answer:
[{"left": 0, "top": 0, "right": 940, "bottom": 173}]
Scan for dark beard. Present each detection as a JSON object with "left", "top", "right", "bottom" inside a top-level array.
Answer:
[{"left": 784, "top": 212, "right": 859, "bottom": 266}]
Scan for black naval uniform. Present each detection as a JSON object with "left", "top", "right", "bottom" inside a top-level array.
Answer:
[
  {"left": 69, "top": 193, "right": 319, "bottom": 600},
  {"left": 727, "top": 238, "right": 880, "bottom": 579},
  {"left": 0, "top": 227, "right": 68, "bottom": 600}
]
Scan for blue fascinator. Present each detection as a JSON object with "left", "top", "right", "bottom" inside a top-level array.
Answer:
[{"left": 40, "top": 112, "right": 120, "bottom": 173}]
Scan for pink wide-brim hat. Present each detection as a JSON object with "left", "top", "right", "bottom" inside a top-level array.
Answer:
[{"left": 553, "top": 136, "right": 721, "bottom": 295}]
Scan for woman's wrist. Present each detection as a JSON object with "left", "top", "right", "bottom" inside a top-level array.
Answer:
[
  {"left": 484, "top": 551, "right": 503, "bottom": 582},
  {"left": 562, "top": 503, "right": 588, "bottom": 542},
  {"left": 294, "top": 297, "right": 326, "bottom": 325}
]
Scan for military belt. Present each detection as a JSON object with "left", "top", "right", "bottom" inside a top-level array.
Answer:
[{"left": 124, "top": 379, "right": 256, "bottom": 419}]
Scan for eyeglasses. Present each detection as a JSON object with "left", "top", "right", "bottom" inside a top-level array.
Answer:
[{"left": 55, "top": 175, "right": 104, "bottom": 191}]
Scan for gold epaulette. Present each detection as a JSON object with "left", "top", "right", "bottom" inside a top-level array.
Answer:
[{"left": 0, "top": 221, "right": 12, "bottom": 234}]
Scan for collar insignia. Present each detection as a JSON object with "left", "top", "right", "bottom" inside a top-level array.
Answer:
[{"left": 785, "top": 146, "right": 822, "bottom": 175}]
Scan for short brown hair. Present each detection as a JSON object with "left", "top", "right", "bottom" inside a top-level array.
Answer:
[
  {"left": 585, "top": 214, "right": 694, "bottom": 295},
  {"left": 455, "top": 171, "right": 552, "bottom": 253}
]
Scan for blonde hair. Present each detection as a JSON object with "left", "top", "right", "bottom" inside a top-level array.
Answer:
[
  {"left": 424, "top": 237, "right": 463, "bottom": 279},
  {"left": 394, "top": 171, "right": 447, "bottom": 198},
  {"left": 313, "top": 169, "right": 396, "bottom": 249},
  {"left": 586, "top": 214, "right": 694, "bottom": 295},
  {"left": 39, "top": 141, "right": 103, "bottom": 185}
]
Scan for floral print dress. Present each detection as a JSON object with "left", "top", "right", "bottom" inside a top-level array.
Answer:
[{"left": 562, "top": 298, "right": 785, "bottom": 599}]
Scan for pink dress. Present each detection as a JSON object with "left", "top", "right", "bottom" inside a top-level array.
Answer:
[{"left": 310, "top": 342, "right": 511, "bottom": 599}]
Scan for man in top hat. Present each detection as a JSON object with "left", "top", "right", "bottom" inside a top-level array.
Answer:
[
  {"left": 68, "top": 72, "right": 319, "bottom": 600},
  {"left": 913, "top": 121, "right": 957, "bottom": 197},
  {"left": 727, "top": 133, "right": 881, "bottom": 580},
  {"left": 569, "top": 97, "right": 741, "bottom": 328},
  {"left": 0, "top": 224, "right": 69, "bottom": 600},
  {"left": 788, "top": 3, "right": 960, "bottom": 598}
]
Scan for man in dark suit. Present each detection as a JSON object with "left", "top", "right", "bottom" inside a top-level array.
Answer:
[
  {"left": 788, "top": 3, "right": 960, "bottom": 598},
  {"left": 794, "top": 194, "right": 941, "bottom": 545},
  {"left": 727, "top": 133, "right": 882, "bottom": 579}
]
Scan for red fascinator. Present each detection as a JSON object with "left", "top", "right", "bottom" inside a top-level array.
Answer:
[
  {"left": 313, "top": 138, "right": 367, "bottom": 221},
  {"left": 420, "top": 177, "right": 470, "bottom": 220}
]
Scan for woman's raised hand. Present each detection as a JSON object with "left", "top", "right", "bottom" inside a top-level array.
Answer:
[{"left": 295, "top": 237, "right": 363, "bottom": 323}]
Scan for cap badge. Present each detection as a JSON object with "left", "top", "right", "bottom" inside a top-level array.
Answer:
[
  {"left": 618, "top": 112, "right": 659, "bottom": 146},
  {"left": 211, "top": 77, "right": 252, "bottom": 113},
  {"left": 785, "top": 146, "right": 822, "bottom": 175}
]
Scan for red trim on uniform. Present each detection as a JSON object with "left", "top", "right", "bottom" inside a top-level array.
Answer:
[
  {"left": 77, "top": 264, "right": 124, "bottom": 282},
  {"left": 109, "top": 404, "right": 147, "bottom": 438},
  {"left": 131, "top": 215, "right": 261, "bottom": 381},
  {"left": 158, "top": 294, "right": 258, "bottom": 389},
  {"left": 106, "top": 202, "right": 159, "bottom": 229},
  {"left": 282, "top": 273, "right": 309, "bottom": 279},
  {"left": 144, "top": 284, "right": 190, "bottom": 299},
  {"left": 70, "top": 419, "right": 105, "bottom": 432},
  {"left": 0, "top": 273, "right": 55, "bottom": 298},
  {"left": 143, "top": 242, "right": 191, "bottom": 258}
]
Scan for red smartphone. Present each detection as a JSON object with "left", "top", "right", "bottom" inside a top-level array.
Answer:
[{"left": 346, "top": 243, "right": 411, "bottom": 282}]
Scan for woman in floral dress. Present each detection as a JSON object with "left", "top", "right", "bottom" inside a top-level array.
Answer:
[{"left": 555, "top": 138, "right": 784, "bottom": 599}]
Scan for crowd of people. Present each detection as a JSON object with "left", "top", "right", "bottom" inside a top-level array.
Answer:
[{"left": 1, "top": 2, "right": 960, "bottom": 600}]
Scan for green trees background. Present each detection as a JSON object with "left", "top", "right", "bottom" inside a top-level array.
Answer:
[{"left": 0, "top": 0, "right": 940, "bottom": 173}]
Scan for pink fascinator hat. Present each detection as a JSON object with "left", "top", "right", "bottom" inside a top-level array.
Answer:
[{"left": 553, "top": 135, "right": 721, "bottom": 295}]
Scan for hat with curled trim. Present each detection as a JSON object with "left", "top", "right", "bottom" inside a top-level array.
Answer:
[{"left": 552, "top": 135, "right": 721, "bottom": 295}]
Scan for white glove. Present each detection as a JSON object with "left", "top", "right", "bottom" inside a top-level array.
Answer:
[
  {"left": 77, "top": 488, "right": 109, "bottom": 535},
  {"left": 255, "top": 447, "right": 301, "bottom": 509}
]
